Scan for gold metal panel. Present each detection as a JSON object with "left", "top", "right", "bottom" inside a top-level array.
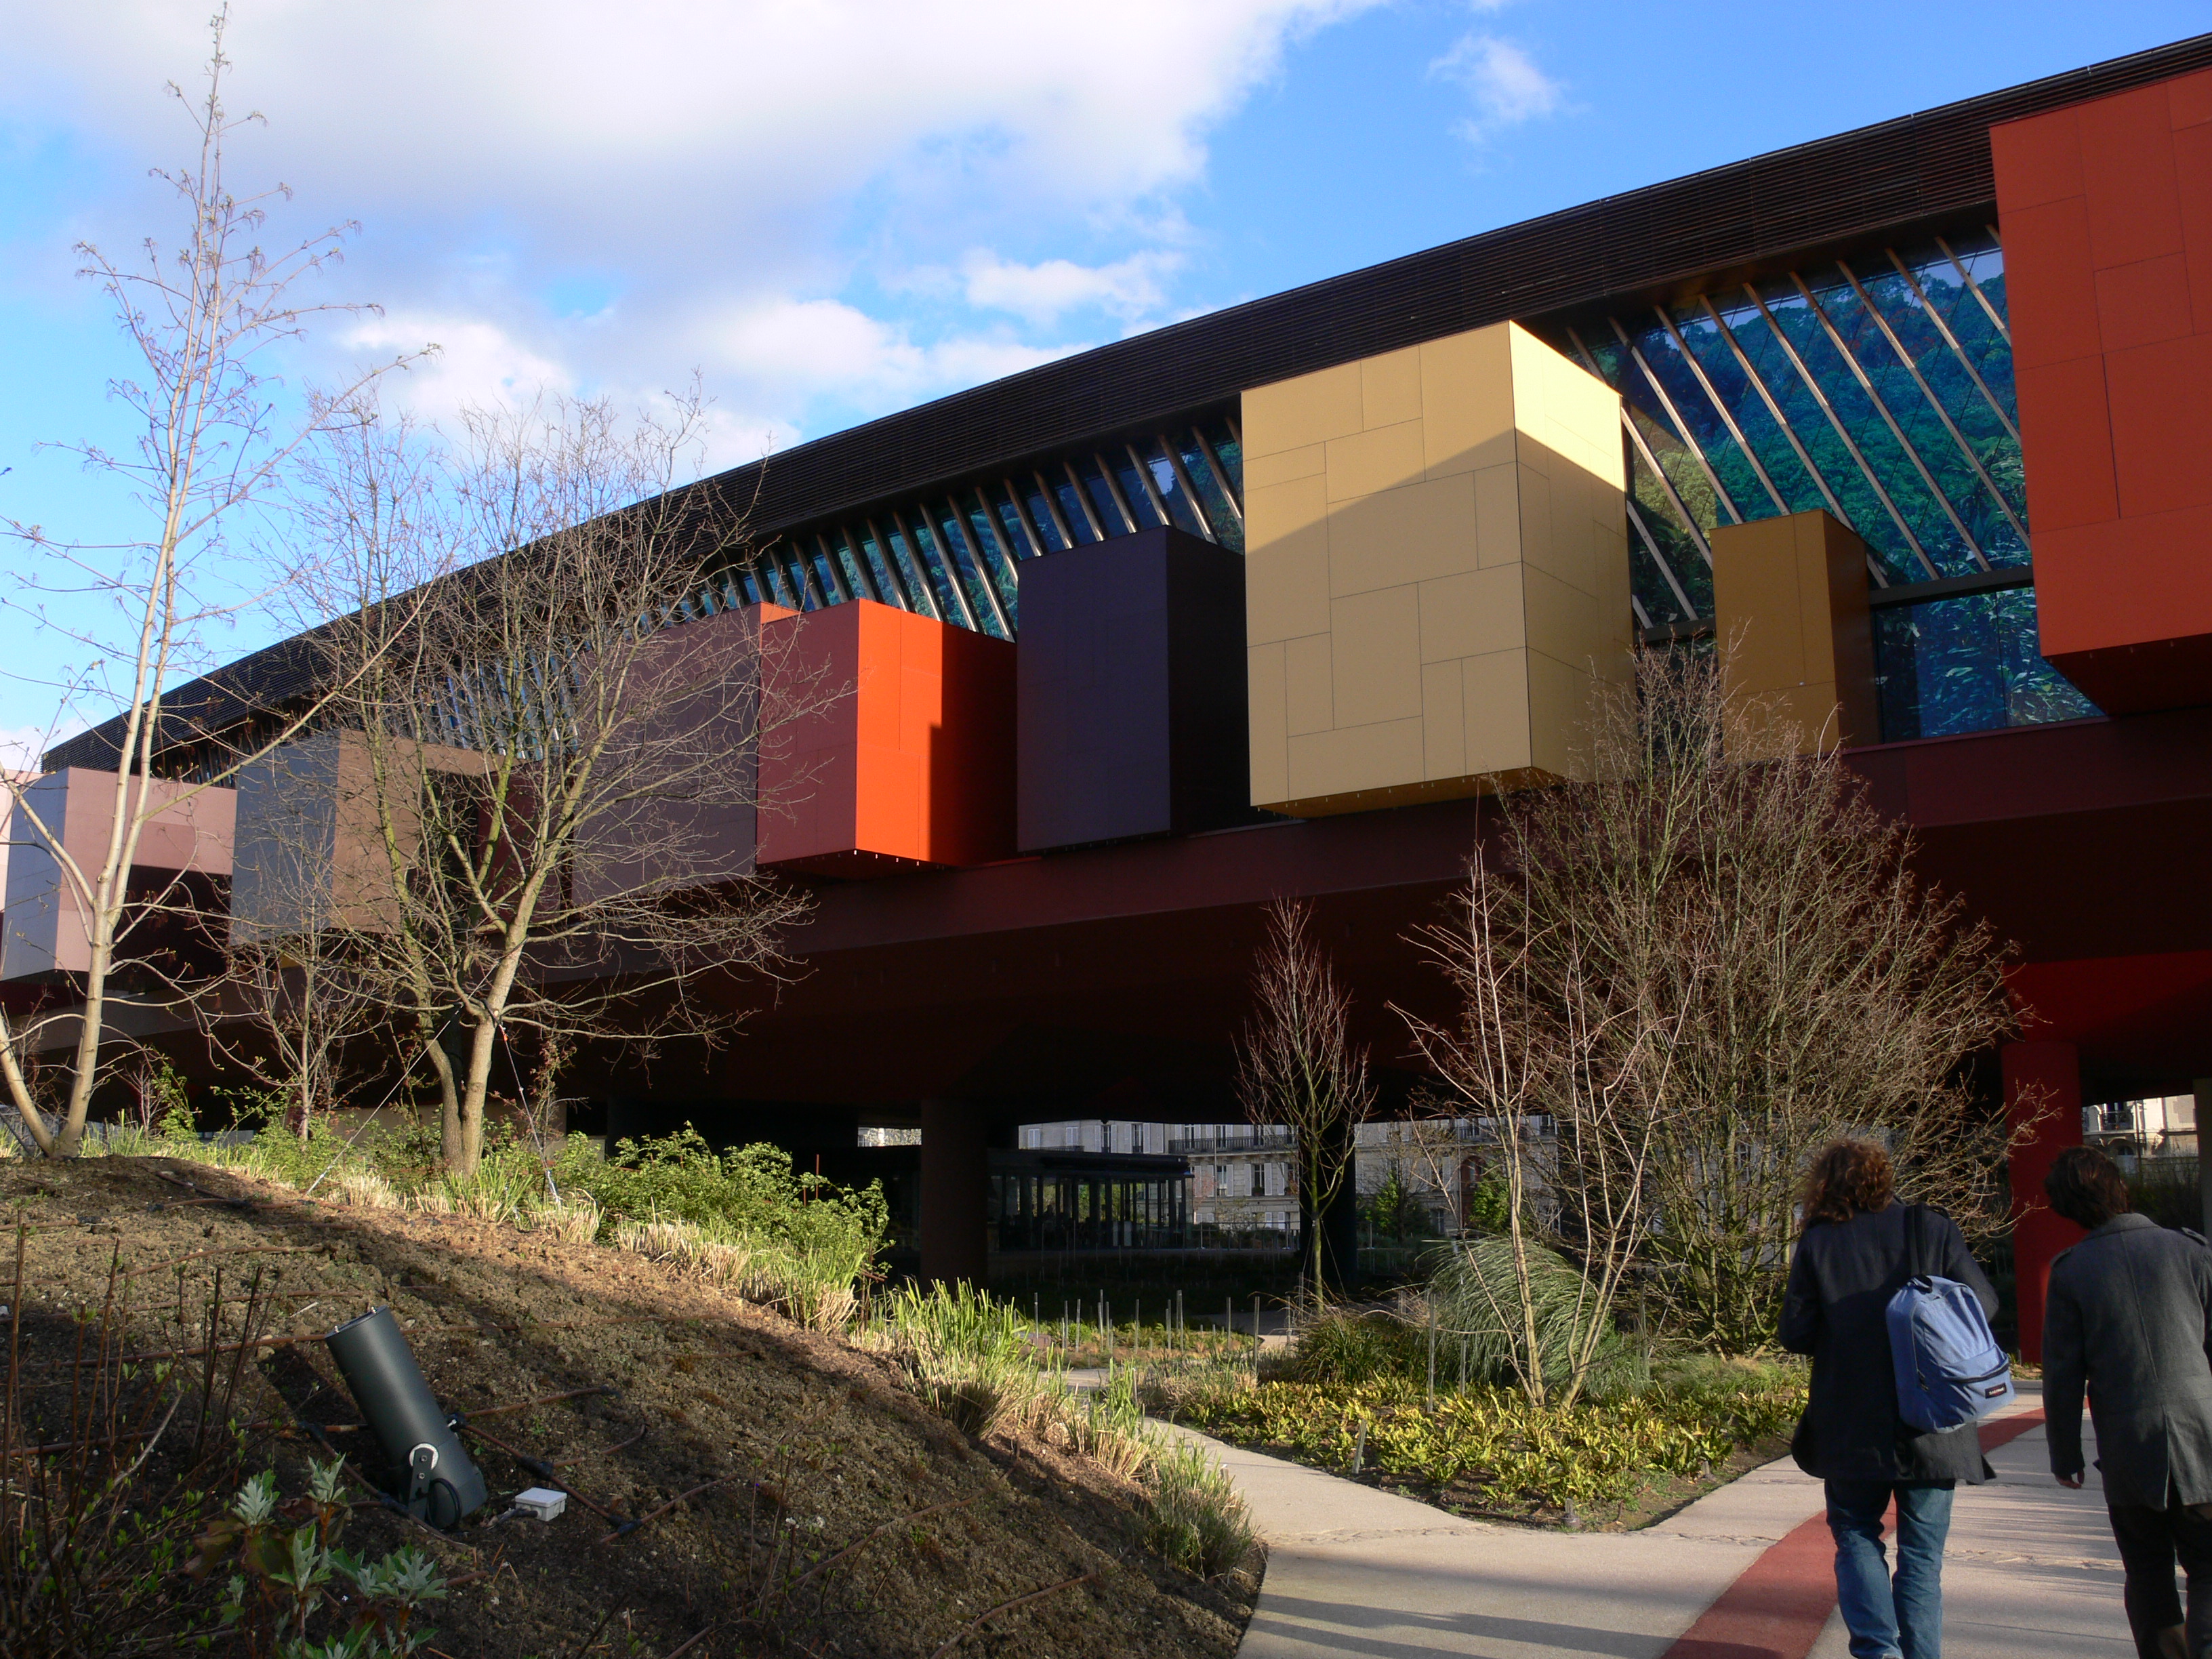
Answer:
[
  {"left": 1246, "top": 642, "right": 1289, "bottom": 806},
  {"left": 1418, "top": 325, "right": 1517, "bottom": 478},
  {"left": 1328, "top": 586, "right": 1424, "bottom": 727},
  {"left": 1286, "top": 718, "right": 1427, "bottom": 802},
  {"left": 1422, "top": 660, "right": 1467, "bottom": 779},
  {"left": 1244, "top": 361, "right": 1364, "bottom": 457},
  {"left": 1417, "top": 566, "right": 1526, "bottom": 663},
  {"left": 1245, "top": 443, "right": 1326, "bottom": 491},
  {"left": 1325, "top": 418, "right": 1427, "bottom": 501},
  {"left": 1361, "top": 347, "right": 1425, "bottom": 430},
  {"left": 1282, "top": 632, "right": 1336, "bottom": 737},
  {"left": 1460, "top": 648, "right": 1536, "bottom": 775},
  {"left": 1244, "top": 504, "right": 1332, "bottom": 645},
  {"left": 1326, "top": 473, "right": 1477, "bottom": 596}
]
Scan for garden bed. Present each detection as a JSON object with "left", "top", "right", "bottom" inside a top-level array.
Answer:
[
  {"left": 1155, "top": 1367, "right": 1805, "bottom": 1532},
  {"left": 0, "top": 1154, "right": 1258, "bottom": 1658}
]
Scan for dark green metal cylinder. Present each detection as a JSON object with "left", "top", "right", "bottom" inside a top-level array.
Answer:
[{"left": 325, "top": 1306, "right": 487, "bottom": 1528}]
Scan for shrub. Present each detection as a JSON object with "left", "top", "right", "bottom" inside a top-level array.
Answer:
[
  {"left": 875, "top": 1282, "right": 1052, "bottom": 1437},
  {"left": 569, "top": 1131, "right": 886, "bottom": 1328},
  {"left": 1285, "top": 1310, "right": 1426, "bottom": 1385},
  {"left": 872, "top": 1287, "right": 1252, "bottom": 1577},
  {"left": 1424, "top": 1235, "right": 1646, "bottom": 1400},
  {"left": 84, "top": 1115, "right": 888, "bottom": 1330},
  {"left": 571, "top": 1130, "right": 885, "bottom": 1284},
  {"left": 1146, "top": 1441, "right": 1254, "bottom": 1579},
  {"left": 188, "top": 1461, "right": 449, "bottom": 1658}
]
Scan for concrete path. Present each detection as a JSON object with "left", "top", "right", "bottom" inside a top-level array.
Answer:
[{"left": 1176, "top": 1386, "right": 2137, "bottom": 1658}]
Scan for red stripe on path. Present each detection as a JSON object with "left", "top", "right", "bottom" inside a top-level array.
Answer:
[
  {"left": 1659, "top": 1510, "right": 1837, "bottom": 1659},
  {"left": 1980, "top": 1408, "right": 2047, "bottom": 1452},
  {"left": 1658, "top": 1408, "right": 2048, "bottom": 1659}
]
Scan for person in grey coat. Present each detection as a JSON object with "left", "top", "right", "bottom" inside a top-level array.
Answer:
[
  {"left": 2043, "top": 1144, "right": 2212, "bottom": 1659},
  {"left": 1782, "top": 1139, "right": 1996, "bottom": 1659}
]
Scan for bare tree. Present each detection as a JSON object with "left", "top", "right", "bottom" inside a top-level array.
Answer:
[
  {"left": 209, "top": 735, "right": 382, "bottom": 1137},
  {"left": 1424, "top": 646, "right": 2024, "bottom": 1355},
  {"left": 1235, "top": 898, "right": 1376, "bottom": 1305},
  {"left": 302, "top": 390, "right": 829, "bottom": 1173},
  {"left": 0, "top": 12, "right": 412, "bottom": 1155},
  {"left": 1404, "top": 856, "right": 1693, "bottom": 1407},
  {"left": 1374, "top": 1113, "right": 1475, "bottom": 1239}
]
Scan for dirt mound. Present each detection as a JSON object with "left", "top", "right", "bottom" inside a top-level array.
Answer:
[{"left": 0, "top": 1156, "right": 1256, "bottom": 1658}]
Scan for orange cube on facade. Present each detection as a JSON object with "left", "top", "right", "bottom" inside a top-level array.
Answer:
[{"left": 757, "top": 600, "right": 1015, "bottom": 876}]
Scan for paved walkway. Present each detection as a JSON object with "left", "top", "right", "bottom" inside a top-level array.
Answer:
[{"left": 1176, "top": 1387, "right": 2137, "bottom": 1658}]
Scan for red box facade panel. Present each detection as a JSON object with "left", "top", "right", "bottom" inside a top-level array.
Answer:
[
  {"left": 2078, "top": 87, "right": 2187, "bottom": 267},
  {"left": 1994, "top": 66, "right": 2212, "bottom": 713},
  {"left": 2093, "top": 252, "right": 2194, "bottom": 350},
  {"left": 1998, "top": 195, "right": 2106, "bottom": 369},
  {"left": 756, "top": 600, "right": 1015, "bottom": 877},
  {"left": 2179, "top": 122, "right": 2212, "bottom": 325},
  {"left": 2010, "top": 356, "right": 2118, "bottom": 530},
  {"left": 2106, "top": 333, "right": 2212, "bottom": 516}
]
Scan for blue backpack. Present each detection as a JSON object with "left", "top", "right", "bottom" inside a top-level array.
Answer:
[{"left": 1886, "top": 1206, "right": 2017, "bottom": 1433}]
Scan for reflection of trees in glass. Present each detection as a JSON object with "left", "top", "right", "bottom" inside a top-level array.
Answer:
[{"left": 1874, "top": 589, "right": 2098, "bottom": 741}]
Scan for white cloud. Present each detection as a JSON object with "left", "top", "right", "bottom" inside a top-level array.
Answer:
[
  {"left": 958, "top": 250, "right": 1183, "bottom": 325},
  {"left": 1429, "top": 31, "right": 1566, "bottom": 141},
  {"left": 343, "top": 313, "right": 575, "bottom": 432},
  {"left": 0, "top": 1, "right": 1382, "bottom": 448},
  {"left": 704, "top": 295, "right": 1071, "bottom": 434}
]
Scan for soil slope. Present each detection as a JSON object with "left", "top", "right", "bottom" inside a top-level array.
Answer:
[{"left": 0, "top": 1156, "right": 1257, "bottom": 1659}]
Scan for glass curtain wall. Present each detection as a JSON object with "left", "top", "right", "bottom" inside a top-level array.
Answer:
[
  {"left": 1553, "top": 232, "right": 2094, "bottom": 739},
  {"left": 684, "top": 415, "right": 1244, "bottom": 643},
  {"left": 988, "top": 1168, "right": 1192, "bottom": 1252}
]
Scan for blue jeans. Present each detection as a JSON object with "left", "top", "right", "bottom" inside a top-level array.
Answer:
[{"left": 1825, "top": 1479, "right": 1957, "bottom": 1659}]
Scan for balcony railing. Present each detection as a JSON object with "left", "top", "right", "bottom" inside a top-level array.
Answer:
[{"left": 1168, "top": 1129, "right": 1296, "bottom": 1155}]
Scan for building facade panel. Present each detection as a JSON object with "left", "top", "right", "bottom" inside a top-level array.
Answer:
[
  {"left": 1015, "top": 526, "right": 1248, "bottom": 852},
  {"left": 2, "top": 769, "right": 234, "bottom": 980},
  {"left": 1243, "top": 320, "right": 1629, "bottom": 817},
  {"left": 1994, "top": 67, "right": 2212, "bottom": 713},
  {"left": 758, "top": 600, "right": 1015, "bottom": 875}
]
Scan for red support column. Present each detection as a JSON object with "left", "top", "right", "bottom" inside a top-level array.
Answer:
[
  {"left": 918, "top": 1100, "right": 990, "bottom": 1290},
  {"left": 2003, "top": 1042, "right": 2085, "bottom": 1363}
]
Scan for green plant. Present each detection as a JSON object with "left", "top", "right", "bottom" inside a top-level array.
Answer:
[
  {"left": 187, "top": 1462, "right": 448, "bottom": 1658},
  {"left": 1145, "top": 1441, "right": 1254, "bottom": 1579},
  {"left": 2122, "top": 1155, "right": 2201, "bottom": 1233},
  {"left": 1172, "top": 1370, "right": 1804, "bottom": 1519},
  {"left": 1361, "top": 1168, "right": 1432, "bottom": 1245},
  {"left": 1, "top": 1245, "right": 286, "bottom": 1655},
  {"left": 570, "top": 1130, "right": 885, "bottom": 1326},
  {"left": 1284, "top": 1311, "right": 1425, "bottom": 1386},
  {"left": 1466, "top": 1166, "right": 1510, "bottom": 1233},
  {"left": 1425, "top": 1235, "right": 1646, "bottom": 1400},
  {"left": 876, "top": 1281, "right": 1051, "bottom": 1437}
]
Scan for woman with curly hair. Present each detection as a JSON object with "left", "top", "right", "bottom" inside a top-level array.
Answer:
[{"left": 1781, "top": 1138, "right": 1998, "bottom": 1659}]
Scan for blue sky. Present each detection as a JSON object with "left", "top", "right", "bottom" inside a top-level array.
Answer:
[{"left": 1, "top": 0, "right": 2203, "bottom": 762}]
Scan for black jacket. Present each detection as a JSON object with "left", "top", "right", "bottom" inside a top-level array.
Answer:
[
  {"left": 1779, "top": 1202, "right": 1997, "bottom": 1484},
  {"left": 2045, "top": 1212, "right": 2212, "bottom": 1508}
]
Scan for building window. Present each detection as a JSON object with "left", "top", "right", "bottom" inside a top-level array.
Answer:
[
  {"left": 1554, "top": 233, "right": 2030, "bottom": 635},
  {"left": 1873, "top": 586, "right": 2097, "bottom": 740}
]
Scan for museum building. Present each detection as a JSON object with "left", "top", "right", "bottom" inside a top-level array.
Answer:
[{"left": 15, "top": 35, "right": 2212, "bottom": 1356}]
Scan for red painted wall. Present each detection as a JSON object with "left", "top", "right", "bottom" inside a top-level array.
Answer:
[
  {"left": 2001, "top": 1043, "right": 2085, "bottom": 1364},
  {"left": 1994, "top": 68, "right": 2212, "bottom": 713},
  {"left": 758, "top": 600, "right": 1016, "bottom": 876}
]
